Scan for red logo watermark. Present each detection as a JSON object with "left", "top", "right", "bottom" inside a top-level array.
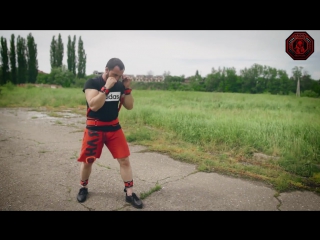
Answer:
[{"left": 286, "top": 31, "right": 314, "bottom": 60}]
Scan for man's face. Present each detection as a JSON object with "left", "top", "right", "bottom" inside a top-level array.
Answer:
[{"left": 106, "top": 66, "right": 124, "bottom": 81}]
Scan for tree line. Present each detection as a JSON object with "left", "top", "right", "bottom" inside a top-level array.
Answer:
[
  {"left": 0, "top": 33, "right": 37, "bottom": 85},
  {"left": 132, "top": 65, "right": 320, "bottom": 98},
  {"left": 0, "top": 32, "right": 87, "bottom": 87}
]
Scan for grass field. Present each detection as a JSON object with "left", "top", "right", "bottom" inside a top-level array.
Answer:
[{"left": 1, "top": 83, "right": 320, "bottom": 194}]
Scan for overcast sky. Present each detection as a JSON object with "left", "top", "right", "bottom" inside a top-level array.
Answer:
[{"left": 1, "top": 30, "right": 319, "bottom": 80}]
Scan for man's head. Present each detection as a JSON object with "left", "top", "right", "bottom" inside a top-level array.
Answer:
[{"left": 105, "top": 58, "right": 125, "bottom": 81}]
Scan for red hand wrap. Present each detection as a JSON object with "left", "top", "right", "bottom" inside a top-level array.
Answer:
[
  {"left": 100, "top": 86, "right": 110, "bottom": 95},
  {"left": 124, "top": 88, "right": 132, "bottom": 95}
]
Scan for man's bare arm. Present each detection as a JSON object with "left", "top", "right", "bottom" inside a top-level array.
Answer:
[
  {"left": 85, "top": 89, "right": 106, "bottom": 111},
  {"left": 121, "top": 75, "right": 134, "bottom": 110},
  {"left": 122, "top": 93, "right": 134, "bottom": 110}
]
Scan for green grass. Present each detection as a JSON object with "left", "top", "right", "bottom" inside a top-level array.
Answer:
[
  {"left": 1, "top": 84, "right": 320, "bottom": 194},
  {"left": 140, "top": 184, "right": 162, "bottom": 199}
]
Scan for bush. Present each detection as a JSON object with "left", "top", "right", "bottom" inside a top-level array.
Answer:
[
  {"left": 301, "top": 90, "right": 319, "bottom": 98},
  {"left": 4, "top": 81, "right": 15, "bottom": 91},
  {"left": 72, "top": 77, "right": 87, "bottom": 88}
]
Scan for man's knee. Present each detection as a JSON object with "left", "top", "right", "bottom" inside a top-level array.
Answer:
[
  {"left": 81, "top": 161, "right": 94, "bottom": 169},
  {"left": 117, "top": 157, "right": 130, "bottom": 166},
  {"left": 78, "top": 156, "right": 97, "bottom": 164}
]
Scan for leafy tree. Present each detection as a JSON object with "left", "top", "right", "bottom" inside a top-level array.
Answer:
[
  {"left": 300, "top": 71, "right": 313, "bottom": 93},
  {"left": 50, "top": 36, "right": 57, "bottom": 70},
  {"left": 9, "top": 34, "right": 17, "bottom": 84},
  {"left": 277, "top": 69, "right": 290, "bottom": 95},
  {"left": 0, "top": 36, "right": 9, "bottom": 85},
  {"left": 47, "top": 65, "right": 74, "bottom": 87},
  {"left": 164, "top": 75, "right": 184, "bottom": 83},
  {"left": 67, "top": 36, "right": 72, "bottom": 72},
  {"left": 224, "top": 67, "right": 239, "bottom": 92},
  {"left": 292, "top": 66, "right": 303, "bottom": 80},
  {"left": 240, "top": 64, "right": 263, "bottom": 93},
  {"left": 217, "top": 67, "right": 226, "bottom": 92},
  {"left": 301, "top": 90, "right": 318, "bottom": 98},
  {"left": 36, "top": 72, "right": 50, "bottom": 84},
  {"left": 262, "top": 65, "right": 273, "bottom": 91},
  {"left": 204, "top": 74, "right": 215, "bottom": 92},
  {"left": 67, "top": 35, "right": 77, "bottom": 75},
  {"left": 56, "top": 33, "right": 64, "bottom": 68},
  {"left": 71, "top": 35, "right": 77, "bottom": 75},
  {"left": 265, "top": 66, "right": 277, "bottom": 94},
  {"left": 162, "top": 75, "right": 184, "bottom": 90},
  {"left": 310, "top": 80, "right": 320, "bottom": 97},
  {"left": 26, "top": 33, "right": 38, "bottom": 83},
  {"left": 16, "top": 36, "right": 28, "bottom": 84},
  {"left": 72, "top": 76, "right": 87, "bottom": 88},
  {"left": 77, "top": 36, "right": 86, "bottom": 78},
  {"left": 50, "top": 34, "right": 64, "bottom": 71},
  {"left": 205, "top": 67, "right": 223, "bottom": 92}
]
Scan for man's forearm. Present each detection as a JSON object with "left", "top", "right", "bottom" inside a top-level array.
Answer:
[
  {"left": 123, "top": 94, "right": 134, "bottom": 110},
  {"left": 87, "top": 91, "right": 107, "bottom": 111}
]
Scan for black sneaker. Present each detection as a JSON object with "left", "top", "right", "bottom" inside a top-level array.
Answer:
[
  {"left": 77, "top": 187, "right": 88, "bottom": 203},
  {"left": 125, "top": 189, "right": 143, "bottom": 209}
]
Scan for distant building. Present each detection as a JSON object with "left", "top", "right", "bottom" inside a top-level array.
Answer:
[
  {"left": 38, "top": 70, "right": 48, "bottom": 74},
  {"left": 134, "top": 75, "right": 164, "bottom": 82},
  {"left": 92, "top": 71, "right": 164, "bottom": 82},
  {"left": 93, "top": 70, "right": 103, "bottom": 75}
]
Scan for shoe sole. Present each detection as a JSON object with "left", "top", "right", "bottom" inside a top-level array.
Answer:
[
  {"left": 77, "top": 198, "right": 87, "bottom": 203},
  {"left": 126, "top": 199, "right": 143, "bottom": 209}
]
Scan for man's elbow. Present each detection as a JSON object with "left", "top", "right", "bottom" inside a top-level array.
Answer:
[
  {"left": 124, "top": 103, "right": 133, "bottom": 110},
  {"left": 126, "top": 105, "right": 133, "bottom": 110},
  {"left": 88, "top": 104, "right": 99, "bottom": 112}
]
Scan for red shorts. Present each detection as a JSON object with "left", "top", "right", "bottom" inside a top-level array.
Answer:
[{"left": 77, "top": 128, "right": 130, "bottom": 163}]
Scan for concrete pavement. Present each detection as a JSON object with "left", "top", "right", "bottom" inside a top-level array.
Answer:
[{"left": 0, "top": 107, "right": 319, "bottom": 211}]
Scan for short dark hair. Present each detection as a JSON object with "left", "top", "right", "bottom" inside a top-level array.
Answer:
[{"left": 106, "top": 58, "right": 125, "bottom": 71}]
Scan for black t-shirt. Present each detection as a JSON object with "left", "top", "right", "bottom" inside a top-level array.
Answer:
[{"left": 83, "top": 75, "right": 125, "bottom": 131}]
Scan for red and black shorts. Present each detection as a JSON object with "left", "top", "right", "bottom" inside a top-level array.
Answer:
[{"left": 77, "top": 128, "right": 130, "bottom": 163}]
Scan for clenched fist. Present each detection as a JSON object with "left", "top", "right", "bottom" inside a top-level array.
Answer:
[
  {"left": 105, "top": 77, "right": 117, "bottom": 89},
  {"left": 121, "top": 75, "right": 132, "bottom": 89}
]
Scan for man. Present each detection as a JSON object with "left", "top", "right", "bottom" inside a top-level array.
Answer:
[{"left": 76, "top": 58, "right": 143, "bottom": 209}]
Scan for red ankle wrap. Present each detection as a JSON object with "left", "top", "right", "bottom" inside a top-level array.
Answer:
[
  {"left": 80, "top": 179, "right": 88, "bottom": 187},
  {"left": 124, "top": 180, "right": 133, "bottom": 188}
]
